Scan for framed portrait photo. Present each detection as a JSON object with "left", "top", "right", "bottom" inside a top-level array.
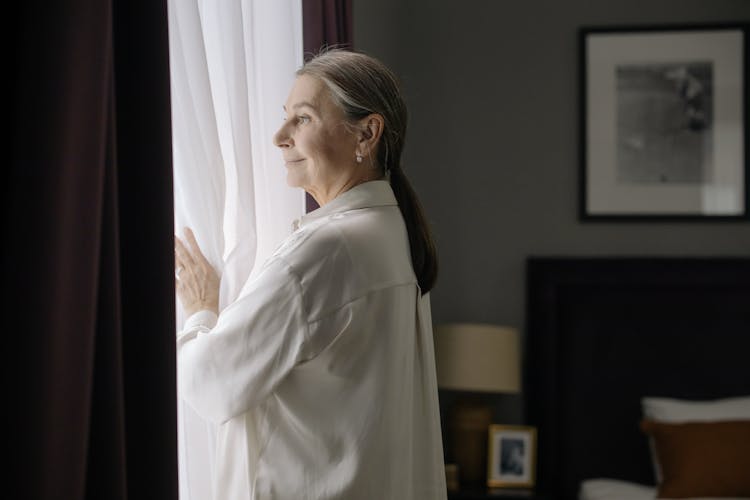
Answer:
[
  {"left": 580, "top": 24, "right": 749, "bottom": 220},
  {"left": 487, "top": 425, "right": 537, "bottom": 488}
]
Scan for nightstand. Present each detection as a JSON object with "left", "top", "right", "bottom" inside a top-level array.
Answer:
[{"left": 447, "top": 487, "right": 549, "bottom": 500}]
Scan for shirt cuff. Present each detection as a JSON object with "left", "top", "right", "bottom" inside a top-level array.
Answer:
[{"left": 184, "top": 310, "right": 218, "bottom": 331}]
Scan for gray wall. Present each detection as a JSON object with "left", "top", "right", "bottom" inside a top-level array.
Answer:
[{"left": 355, "top": 0, "right": 750, "bottom": 332}]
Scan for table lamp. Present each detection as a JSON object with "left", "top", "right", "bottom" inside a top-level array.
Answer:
[{"left": 434, "top": 323, "right": 521, "bottom": 488}]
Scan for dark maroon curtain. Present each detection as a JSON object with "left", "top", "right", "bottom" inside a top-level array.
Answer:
[
  {"left": 7, "top": 1, "right": 177, "bottom": 499},
  {"left": 302, "top": 0, "right": 353, "bottom": 58},
  {"left": 302, "top": 0, "right": 353, "bottom": 212}
]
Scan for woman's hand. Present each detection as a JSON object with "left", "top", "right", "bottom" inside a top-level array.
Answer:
[{"left": 174, "top": 228, "right": 220, "bottom": 317}]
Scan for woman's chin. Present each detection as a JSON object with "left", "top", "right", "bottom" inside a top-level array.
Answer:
[{"left": 285, "top": 171, "right": 304, "bottom": 188}]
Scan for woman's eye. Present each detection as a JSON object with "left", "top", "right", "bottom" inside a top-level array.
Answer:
[{"left": 297, "top": 115, "right": 311, "bottom": 125}]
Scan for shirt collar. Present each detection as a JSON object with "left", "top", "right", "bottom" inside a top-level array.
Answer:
[{"left": 294, "top": 180, "right": 397, "bottom": 230}]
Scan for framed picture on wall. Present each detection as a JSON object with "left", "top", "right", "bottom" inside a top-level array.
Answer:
[
  {"left": 487, "top": 425, "right": 537, "bottom": 488},
  {"left": 580, "top": 24, "right": 749, "bottom": 220}
]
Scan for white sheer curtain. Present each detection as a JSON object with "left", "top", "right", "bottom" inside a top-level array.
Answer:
[{"left": 167, "top": 1, "right": 304, "bottom": 498}]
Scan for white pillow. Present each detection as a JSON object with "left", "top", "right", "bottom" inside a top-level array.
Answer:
[
  {"left": 579, "top": 478, "right": 750, "bottom": 500},
  {"left": 642, "top": 396, "right": 750, "bottom": 423},
  {"left": 579, "top": 478, "right": 655, "bottom": 500}
]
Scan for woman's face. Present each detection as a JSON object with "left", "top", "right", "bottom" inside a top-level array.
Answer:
[{"left": 273, "top": 74, "right": 360, "bottom": 202}]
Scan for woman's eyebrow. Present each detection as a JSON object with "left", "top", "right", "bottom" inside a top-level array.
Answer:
[{"left": 283, "top": 101, "right": 318, "bottom": 112}]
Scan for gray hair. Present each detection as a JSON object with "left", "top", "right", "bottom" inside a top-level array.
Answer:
[{"left": 297, "top": 49, "right": 407, "bottom": 174}]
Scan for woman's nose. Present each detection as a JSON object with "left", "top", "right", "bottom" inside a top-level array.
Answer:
[{"left": 273, "top": 123, "right": 291, "bottom": 148}]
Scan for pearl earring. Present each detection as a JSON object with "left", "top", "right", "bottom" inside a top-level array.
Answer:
[{"left": 356, "top": 153, "right": 363, "bottom": 163}]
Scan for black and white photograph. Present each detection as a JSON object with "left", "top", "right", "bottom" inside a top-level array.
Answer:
[
  {"left": 487, "top": 425, "right": 537, "bottom": 488},
  {"left": 616, "top": 62, "right": 713, "bottom": 185},
  {"left": 499, "top": 437, "right": 526, "bottom": 476},
  {"left": 581, "top": 25, "right": 747, "bottom": 219}
]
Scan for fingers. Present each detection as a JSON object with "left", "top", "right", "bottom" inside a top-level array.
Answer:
[
  {"left": 183, "top": 227, "right": 210, "bottom": 266},
  {"left": 174, "top": 235, "right": 196, "bottom": 269},
  {"left": 172, "top": 227, "right": 221, "bottom": 315}
]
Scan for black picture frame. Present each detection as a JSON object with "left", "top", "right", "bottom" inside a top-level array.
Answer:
[{"left": 579, "top": 24, "right": 750, "bottom": 221}]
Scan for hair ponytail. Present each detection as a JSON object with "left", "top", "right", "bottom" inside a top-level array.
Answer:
[
  {"left": 299, "top": 49, "right": 438, "bottom": 294},
  {"left": 389, "top": 165, "right": 438, "bottom": 293}
]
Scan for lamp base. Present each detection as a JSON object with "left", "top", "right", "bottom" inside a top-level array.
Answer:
[{"left": 449, "top": 401, "right": 492, "bottom": 487}]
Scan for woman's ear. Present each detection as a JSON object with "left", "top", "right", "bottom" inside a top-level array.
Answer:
[{"left": 358, "top": 114, "right": 384, "bottom": 154}]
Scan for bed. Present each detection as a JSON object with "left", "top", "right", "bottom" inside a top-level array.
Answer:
[{"left": 524, "top": 257, "right": 750, "bottom": 500}]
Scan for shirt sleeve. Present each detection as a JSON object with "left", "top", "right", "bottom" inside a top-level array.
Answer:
[{"left": 177, "top": 258, "right": 308, "bottom": 423}]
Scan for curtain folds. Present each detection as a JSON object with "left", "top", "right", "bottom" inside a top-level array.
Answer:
[
  {"left": 7, "top": 1, "right": 177, "bottom": 499},
  {"left": 168, "top": 1, "right": 304, "bottom": 498},
  {"left": 302, "top": 0, "right": 353, "bottom": 56}
]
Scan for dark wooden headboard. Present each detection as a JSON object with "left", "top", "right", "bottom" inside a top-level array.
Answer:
[{"left": 524, "top": 257, "right": 750, "bottom": 500}]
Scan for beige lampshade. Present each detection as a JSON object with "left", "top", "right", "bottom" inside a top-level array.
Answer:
[{"left": 433, "top": 323, "right": 520, "bottom": 393}]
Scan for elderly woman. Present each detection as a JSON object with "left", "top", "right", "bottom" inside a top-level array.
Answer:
[{"left": 174, "top": 50, "right": 446, "bottom": 500}]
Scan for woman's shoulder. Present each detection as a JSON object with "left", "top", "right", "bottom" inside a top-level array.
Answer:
[
  {"left": 282, "top": 206, "right": 392, "bottom": 251},
  {"left": 279, "top": 215, "right": 355, "bottom": 270},
  {"left": 288, "top": 208, "right": 412, "bottom": 285}
]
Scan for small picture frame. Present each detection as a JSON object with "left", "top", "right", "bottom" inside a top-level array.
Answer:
[
  {"left": 580, "top": 24, "right": 749, "bottom": 220},
  {"left": 487, "top": 424, "right": 537, "bottom": 488}
]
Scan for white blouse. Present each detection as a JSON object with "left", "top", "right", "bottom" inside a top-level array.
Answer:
[{"left": 177, "top": 180, "right": 447, "bottom": 500}]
